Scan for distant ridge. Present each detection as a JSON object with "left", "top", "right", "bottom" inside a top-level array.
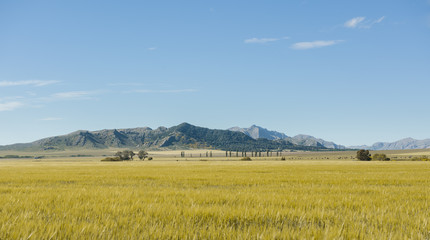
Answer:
[
  {"left": 228, "top": 125, "right": 346, "bottom": 149},
  {"left": 0, "top": 123, "right": 325, "bottom": 152},
  {"left": 349, "top": 138, "right": 430, "bottom": 150}
]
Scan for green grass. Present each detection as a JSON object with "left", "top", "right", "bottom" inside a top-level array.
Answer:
[{"left": 0, "top": 160, "right": 429, "bottom": 239}]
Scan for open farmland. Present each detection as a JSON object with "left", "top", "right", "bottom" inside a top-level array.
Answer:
[
  {"left": 1, "top": 148, "right": 429, "bottom": 162},
  {"left": 0, "top": 160, "right": 429, "bottom": 239}
]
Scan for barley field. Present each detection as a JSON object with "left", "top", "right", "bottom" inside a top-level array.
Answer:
[{"left": 0, "top": 160, "right": 429, "bottom": 239}]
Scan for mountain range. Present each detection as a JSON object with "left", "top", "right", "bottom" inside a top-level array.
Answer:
[
  {"left": 229, "top": 125, "right": 430, "bottom": 150},
  {"left": 229, "top": 125, "right": 346, "bottom": 149},
  {"left": 0, "top": 123, "right": 324, "bottom": 152},
  {"left": 1, "top": 123, "right": 428, "bottom": 151},
  {"left": 349, "top": 138, "right": 430, "bottom": 150}
]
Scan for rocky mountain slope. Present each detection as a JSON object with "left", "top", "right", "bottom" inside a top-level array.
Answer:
[
  {"left": 228, "top": 125, "right": 288, "bottom": 140},
  {"left": 228, "top": 125, "right": 346, "bottom": 149}
]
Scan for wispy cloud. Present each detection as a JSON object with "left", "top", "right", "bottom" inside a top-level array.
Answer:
[
  {"left": 39, "top": 117, "right": 62, "bottom": 121},
  {"left": 291, "top": 40, "right": 343, "bottom": 50},
  {"left": 0, "top": 101, "right": 24, "bottom": 111},
  {"left": 0, "top": 80, "right": 60, "bottom": 87},
  {"left": 147, "top": 47, "right": 157, "bottom": 51},
  {"left": 244, "top": 38, "right": 279, "bottom": 44},
  {"left": 344, "top": 16, "right": 385, "bottom": 29},
  {"left": 374, "top": 16, "right": 385, "bottom": 24},
  {"left": 51, "top": 91, "right": 93, "bottom": 99},
  {"left": 344, "top": 17, "right": 366, "bottom": 28},
  {"left": 132, "top": 89, "right": 198, "bottom": 93},
  {"left": 108, "top": 82, "right": 146, "bottom": 87},
  {"left": 0, "top": 96, "right": 25, "bottom": 101}
]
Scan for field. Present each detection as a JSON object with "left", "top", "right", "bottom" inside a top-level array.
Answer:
[
  {"left": 1, "top": 157, "right": 429, "bottom": 239},
  {"left": 1, "top": 147, "right": 429, "bottom": 161}
]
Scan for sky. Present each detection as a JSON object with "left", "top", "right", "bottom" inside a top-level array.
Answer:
[{"left": 1, "top": 0, "right": 429, "bottom": 146}]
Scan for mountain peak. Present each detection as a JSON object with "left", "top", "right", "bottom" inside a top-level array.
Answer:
[
  {"left": 228, "top": 125, "right": 288, "bottom": 140},
  {"left": 228, "top": 126, "right": 346, "bottom": 150}
]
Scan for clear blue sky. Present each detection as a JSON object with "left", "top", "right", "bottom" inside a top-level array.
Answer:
[{"left": 1, "top": 0, "right": 429, "bottom": 146}]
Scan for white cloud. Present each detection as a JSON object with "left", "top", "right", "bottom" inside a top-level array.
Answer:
[
  {"left": 244, "top": 38, "right": 279, "bottom": 44},
  {"left": 0, "top": 80, "right": 60, "bottom": 87},
  {"left": 39, "top": 117, "right": 62, "bottom": 121},
  {"left": 0, "top": 96, "right": 25, "bottom": 101},
  {"left": 133, "top": 89, "right": 198, "bottom": 93},
  {"left": 344, "top": 17, "right": 366, "bottom": 28},
  {"left": 0, "top": 101, "right": 24, "bottom": 111},
  {"left": 291, "top": 40, "right": 343, "bottom": 50},
  {"left": 344, "top": 16, "right": 385, "bottom": 29},
  {"left": 374, "top": 16, "right": 385, "bottom": 24},
  {"left": 108, "top": 82, "right": 146, "bottom": 87},
  {"left": 147, "top": 47, "right": 157, "bottom": 51},
  {"left": 51, "top": 91, "right": 92, "bottom": 99}
]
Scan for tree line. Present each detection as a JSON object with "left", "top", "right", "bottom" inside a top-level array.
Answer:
[
  {"left": 101, "top": 150, "right": 150, "bottom": 161},
  {"left": 356, "top": 150, "right": 390, "bottom": 161}
]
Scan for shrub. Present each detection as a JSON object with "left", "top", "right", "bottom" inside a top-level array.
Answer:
[
  {"left": 241, "top": 157, "right": 252, "bottom": 161},
  {"left": 411, "top": 155, "right": 429, "bottom": 161},
  {"left": 373, "top": 154, "right": 390, "bottom": 161},
  {"left": 281, "top": 157, "right": 286, "bottom": 161},
  {"left": 148, "top": 157, "right": 153, "bottom": 161},
  {"left": 101, "top": 157, "right": 122, "bottom": 162}
]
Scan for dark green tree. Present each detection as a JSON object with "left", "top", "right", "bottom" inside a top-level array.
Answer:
[
  {"left": 138, "top": 150, "right": 148, "bottom": 160},
  {"left": 114, "top": 150, "right": 135, "bottom": 160},
  {"left": 128, "top": 150, "right": 135, "bottom": 160},
  {"left": 356, "top": 149, "right": 371, "bottom": 161},
  {"left": 114, "top": 151, "right": 122, "bottom": 159}
]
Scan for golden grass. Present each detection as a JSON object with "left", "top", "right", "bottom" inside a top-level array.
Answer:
[{"left": 0, "top": 160, "right": 429, "bottom": 239}]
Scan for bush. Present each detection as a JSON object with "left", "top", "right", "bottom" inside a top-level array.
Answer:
[
  {"left": 241, "top": 157, "right": 252, "bottom": 161},
  {"left": 148, "top": 157, "right": 153, "bottom": 161},
  {"left": 411, "top": 156, "right": 429, "bottom": 161},
  {"left": 101, "top": 157, "right": 122, "bottom": 162},
  {"left": 281, "top": 157, "right": 286, "bottom": 161},
  {"left": 373, "top": 154, "right": 390, "bottom": 161}
]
